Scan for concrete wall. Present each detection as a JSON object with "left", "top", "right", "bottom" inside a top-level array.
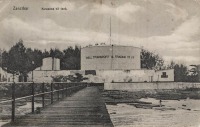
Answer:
[
  {"left": 54, "top": 58, "right": 60, "bottom": 70},
  {"left": 104, "top": 82, "right": 200, "bottom": 91},
  {"left": 81, "top": 45, "right": 141, "bottom": 70},
  {"left": 95, "top": 69, "right": 174, "bottom": 83},
  {"left": 30, "top": 69, "right": 174, "bottom": 83},
  {"left": 31, "top": 70, "right": 70, "bottom": 83},
  {"left": 96, "top": 70, "right": 155, "bottom": 83},
  {"left": 41, "top": 57, "right": 60, "bottom": 70},
  {"left": 42, "top": 58, "right": 52, "bottom": 70}
]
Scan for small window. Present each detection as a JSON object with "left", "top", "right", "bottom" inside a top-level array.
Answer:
[{"left": 161, "top": 72, "right": 168, "bottom": 78}]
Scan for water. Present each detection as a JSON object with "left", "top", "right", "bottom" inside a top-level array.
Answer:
[{"left": 106, "top": 98, "right": 200, "bottom": 127}]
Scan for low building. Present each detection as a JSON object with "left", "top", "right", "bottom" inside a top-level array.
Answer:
[
  {"left": 154, "top": 69, "right": 174, "bottom": 82},
  {"left": 0, "top": 67, "right": 19, "bottom": 82},
  {"left": 88, "top": 69, "right": 174, "bottom": 83},
  {"left": 30, "top": 69, "right": 174, "bottom": 83},
  {"left": 0, "top": 67, "right": 8, "bottom": 82}
]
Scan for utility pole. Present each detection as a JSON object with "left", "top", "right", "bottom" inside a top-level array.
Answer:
[
  {"left": 32, "top": 61, "right": 34, "bottom": 82},
  {"left": 0, "top": 49, "right": 2, "bottom": 82},
  {"left": 109, "top": 16, "right": 112, "bottom": 45},
  {"left": 111, "top": 44, "right": 113, "bottom": 70}
]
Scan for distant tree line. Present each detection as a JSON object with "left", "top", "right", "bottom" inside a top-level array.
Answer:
[
  {"left": 0, "top": 39, "right": 198, "bottom": 82},
  {"left": 141, "top": 49, "right": 198, "bottom": 82},
  {"left": 0, "top": 40, "right": 80, "bottom": 78},
  {"left": 165, "top": 61, "right": 198, "bottom": 82}
]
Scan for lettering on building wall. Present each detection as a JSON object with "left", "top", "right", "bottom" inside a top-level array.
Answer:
[
  {"left": 86, "top": 56, "right": 93, "bottom": 59},
  {"left": 86, "top": 55, "right": 134, "bottom": 59},
  {"left": 93, "top": 55, "right": 109, "bottom": 58}
]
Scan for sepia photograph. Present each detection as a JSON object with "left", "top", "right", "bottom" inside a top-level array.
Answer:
[{"left": 0, "top": 0, "right": 200, "bottom": 126}]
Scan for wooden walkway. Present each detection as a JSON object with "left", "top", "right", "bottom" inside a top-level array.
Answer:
[{"left": 4, "top": 86, "right": 113, "bottom": 127}]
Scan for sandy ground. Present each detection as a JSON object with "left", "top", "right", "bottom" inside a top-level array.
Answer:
[
  {"left": 0, "top": 102, "right": 42, "bottom": 127},
  {"left": 106, "top": 98, "right": 200, "bottom": 127},
  {"left": 0, "top": 121, "right": 9, "bottom": 127}
]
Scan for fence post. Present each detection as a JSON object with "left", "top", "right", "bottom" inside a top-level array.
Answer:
[
  {"left": 57, "top": 83, "right": 60, "bottom": 101},
  {"left": 42, "top": 83, "right": 45, "bottom": 108},
  {"left": 51, "top": 83, "right": 53, "bottom": 104},
  {"left": 11, "top": 82, "right": 15, "bottom": 122},
  {"left": 62, "top": 84, "right": 64, "bottom": 98},
  {"left": 65, "top": 83, "right": 68, "bottom": 96},
  {"left": 69, "top": 83, "right": 72, "bottom": 95},
  {"left": 31, "top": 82, "right": 35, "bottom": 113}
]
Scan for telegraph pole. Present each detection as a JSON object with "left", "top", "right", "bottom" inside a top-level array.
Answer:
[{"left": 109, "top": 16, "right": 112, "bottom": 45}]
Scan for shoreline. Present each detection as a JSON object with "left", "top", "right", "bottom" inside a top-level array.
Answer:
[
  {"left": 103, "top": 88, "right": 200, "bottom": 127},
  {"left": 102, "top": 88, "right": 200, "bottom": 104}
]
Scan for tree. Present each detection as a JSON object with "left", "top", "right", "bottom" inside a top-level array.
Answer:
[
  {"left": 6, "top": 40, "right": 28, "bottom": 75},
  {"left": 167, "top": 61, "right": 176, "bottom": 69},
  {"left": 166, "top": 61, "right": 189, "bottom": 82},
  {"left": 188, "top": 65, "right": 199, "bottom": 82},
  {"left": 42, "top": 49, "right": 50, "bottom": 58},
  {"left": 141, "top": 49, "right": 164, "bottom": 70},
  {"left": 174, "top": 64, "right": 188, "bottom": 82},
  {"left": 26, "top": 48, "right": 43, "bottom": 70},
  {"left": 74, "top": 46, "right": 81, "bottom": 69},
  {"left": 1, "top": 40, "right": 43, "bottom": 78},
  {"left": 49, "top": 48, "right": 63, "bottom": 59},
  {"left": 61, "top": 46, "right": 80, "bottom": 70}
]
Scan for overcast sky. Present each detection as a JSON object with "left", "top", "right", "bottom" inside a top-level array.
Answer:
[{"left": 0, "top": 0, "right": 199, "bottom": 66}]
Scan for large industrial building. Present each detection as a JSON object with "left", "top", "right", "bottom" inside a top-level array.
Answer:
[
  {"left": 80, "top": 44, "right": 174, "bottom": 82},
  {"left": 81, "top": 45, "right": 141, "bottom": 70}
]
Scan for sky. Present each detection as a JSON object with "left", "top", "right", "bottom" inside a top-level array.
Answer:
[{"left": 0, "top": 0, "right": 199, "bottom": 66}]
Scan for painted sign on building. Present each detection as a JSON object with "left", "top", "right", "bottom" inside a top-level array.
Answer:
[{"left": 81, "top": 45, "right": 141, "bottom": 70}]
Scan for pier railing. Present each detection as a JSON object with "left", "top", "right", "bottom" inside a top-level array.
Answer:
[{"left": 0, "top": 82, "right": 87, "bottom": 122}]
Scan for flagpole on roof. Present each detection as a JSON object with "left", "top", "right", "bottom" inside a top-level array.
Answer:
[{"left": 110, "top": 16, "right": 112, "bottom": 45}]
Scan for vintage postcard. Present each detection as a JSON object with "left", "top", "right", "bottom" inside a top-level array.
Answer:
[{"left": 0, "top": 0, "right": 200, "bottom": 127}]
